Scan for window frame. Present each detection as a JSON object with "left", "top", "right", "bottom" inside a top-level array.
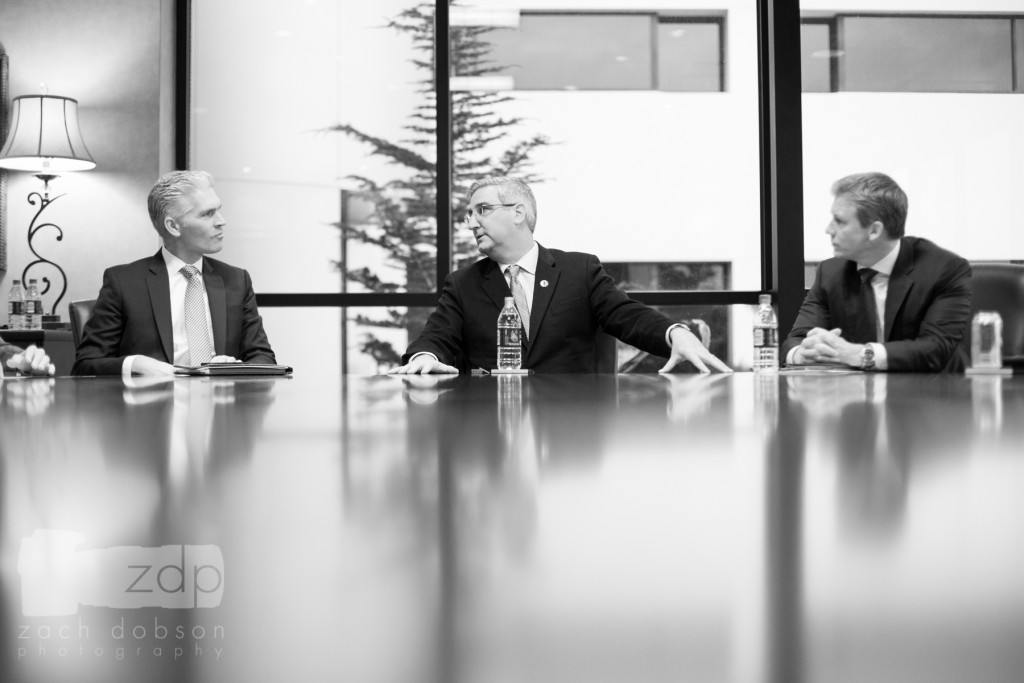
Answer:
[{"left": 176, "top": 0, "right": 806, "bottom": 340}]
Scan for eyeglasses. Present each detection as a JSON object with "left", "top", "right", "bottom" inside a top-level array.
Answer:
[{"left": 463, "top": 203, "right": 517, "bottom": 222}]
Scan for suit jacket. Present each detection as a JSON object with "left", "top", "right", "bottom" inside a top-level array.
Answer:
[
  {"left": 781, "top": 236, "right": 971, "bottom": 372},
  {"left": 72, "top": 252, "right": 276, "bottom": 376},
  {"left": 404, "top": 245, "right": 675, "bottom": 373}
]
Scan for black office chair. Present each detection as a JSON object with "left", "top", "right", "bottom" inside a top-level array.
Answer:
[
  {"left": 68, "top": 299, "right": 97, "bottom": 349},
  {"left": 968, "top": 263, "right": 1024, "bottom": 358}
]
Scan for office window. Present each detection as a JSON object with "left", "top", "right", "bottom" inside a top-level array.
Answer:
[
  {"left": 604, "top": 263, "right": 731, "bottom": 369},
  {"left": 486, "top": 13, "right": 725, "bottom": 92},
  {"left": 191, "top": 1, "right": 764, "bottom": 372},
  {"left": 801, "top": 14, "right": 1023, "bottom": 94},
  {"left": 842, "top": 16, "right": 1011, "bottom": 93},
  {"left": 657, "top": 18, "right": 724, "bottom": 92},
  {"left": 801, "top": 7, "right": 1024, "bottom": 268},
  {"left": 800, "top": 21, "right": 832, "bottom": 93},
  {"left": 1017, "top": 19, "right": 1024, "bottom": 91}
]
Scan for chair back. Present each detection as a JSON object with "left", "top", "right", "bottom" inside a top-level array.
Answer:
[
  {"left": 969, "top": 263, "right": 1024, "bottom": 358},
  {"left": 68, "top": 299, "right": 97, "bottom": 349}
]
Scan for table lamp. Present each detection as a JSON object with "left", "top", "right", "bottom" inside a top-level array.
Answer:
[{"left": 0, "top": 93, "right": 95, "bottom": 319}]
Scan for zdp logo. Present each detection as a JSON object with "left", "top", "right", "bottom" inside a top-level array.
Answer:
[{"left": 18, "top": 529, "right": 224, "bottom": 616}]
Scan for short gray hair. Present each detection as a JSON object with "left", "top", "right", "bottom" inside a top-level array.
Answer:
[
  {"left": 147, "top": 170, "right": 215, "bottom": 236},
  {"left": 467, "top": 176, "right": 538, "bottom": 231}
]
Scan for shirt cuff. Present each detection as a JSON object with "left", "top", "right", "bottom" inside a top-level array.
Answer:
[
  {"left": 870, "top": 342, "right": 888, "bottom": 371},
  {"left": 665, "top": 322, "right": 695, "bottom": 348},
  {"left": 785, "top": 346, "right": 800, "bottom": 365},
  {"left": 122, "top": 356, "right": 137, "bottom": 377},
  {"left": 409, "top": 351, "right": 439, "bottom": 364}
]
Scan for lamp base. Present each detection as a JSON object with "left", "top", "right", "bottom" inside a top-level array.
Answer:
[{"left": 41, "top": 314, "right": 64, "bottom": 330}]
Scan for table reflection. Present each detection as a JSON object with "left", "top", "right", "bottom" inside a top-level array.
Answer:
[{"left": 1, "top": 373, "right": 1022, "bottom": 683}]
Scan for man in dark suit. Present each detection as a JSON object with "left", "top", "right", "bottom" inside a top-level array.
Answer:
[
  {"left": 72, "top": 171, "right": 275, "bottom": 376},
  {"left": 781, "top": 172, "right": 971, "bottom": 372},
  {"left": 1, "top": 339, "right": 54, "bottom": 375},
  {"left": 391, "top": 176, "right": 731, "bottom": 374}
]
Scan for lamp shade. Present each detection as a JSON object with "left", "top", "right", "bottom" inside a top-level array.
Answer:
[{"left": 0, "top": 94, "right": 95, "bottom": 172}]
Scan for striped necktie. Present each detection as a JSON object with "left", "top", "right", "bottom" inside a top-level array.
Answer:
[
  {"left": 506, "top": 264, "right": 530, "bottom": 341},
  {"left": 181, "top": 265, "right": 215, "bottom": 366}
]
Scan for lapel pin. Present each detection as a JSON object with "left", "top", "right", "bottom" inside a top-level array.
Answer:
[{"left": 540, "top": 280, "right": 549, "bottom": 288}]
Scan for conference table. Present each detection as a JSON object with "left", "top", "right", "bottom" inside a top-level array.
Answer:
[{"left": 1, "top": 370, "right": 1022, "bottom": 683}]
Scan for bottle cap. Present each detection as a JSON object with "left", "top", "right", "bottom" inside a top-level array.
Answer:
[{"left": 759, "top": 294, "right": 771, "bottom": 305}]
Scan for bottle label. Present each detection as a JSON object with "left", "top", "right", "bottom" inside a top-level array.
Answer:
[
  {"left": 753, "top": 327, "right": 777, "bottom": 348},
  {"left": 499, "top": 327, "right": 522, "bottom": 346}
]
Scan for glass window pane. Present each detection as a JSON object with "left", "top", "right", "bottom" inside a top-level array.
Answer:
[
  {"left": 801, "top": 7, "right": 1024, "bottom": 265},
  {"left": 191, "top": 0, "right": 436, "bottom": 295},
  {"left": 840, "top": 16, "right": 1012, "bottom": 93},
  {"left": 488, "top": 14, "right": 654, "bottom": 90},
  {"left": 657, "top": 20, "right": 723, "bottom": 92},
  {"left": 259, "top": 306, "right": 436, "bottom": 375},
  {"left": 1015, "top": 18, "right": 1024, "bottom": 92},
  {"left": 598, "top": 303, "right": 766, "bottom": 372},
  {"left": 801, "top": 22, "right": 832, "bottom": 92},
  {"left": 454, "top": 4, "right": 761, "bottom": 292}
]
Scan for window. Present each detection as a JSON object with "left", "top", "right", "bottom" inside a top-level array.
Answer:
[
  {"left": 800, "top": 21, "right": 832, "bottom": 93},
  {"left": 605, "top": 262, "right": 732, "bottom": 369},
  {"left": 801, "top": 8, "right": 1024, "bottom": 269},
  {"left": 485, "top": 13, "right": 725, "bottom": 92},
  {"left": 802, "top": 14, "right": 1024, "bottom": 93}
]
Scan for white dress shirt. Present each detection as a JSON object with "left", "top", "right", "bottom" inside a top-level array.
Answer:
[{"left": 122, "top": 248, "right": 214, "bottom": 375}]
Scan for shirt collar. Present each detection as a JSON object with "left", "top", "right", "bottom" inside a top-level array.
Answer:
[
  {"left": 162, "top": 246, "right": 204, "bottom": 275},
  {"left": 500, "top": 241, "right": 539, "bottom": 275},
  {"left": 867, "top": 241, "right": 900, "bottom": 278}
]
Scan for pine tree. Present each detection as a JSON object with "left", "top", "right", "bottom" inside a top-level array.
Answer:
[{"left": 327, "top": 2, "right": 551, "bottom": 369}]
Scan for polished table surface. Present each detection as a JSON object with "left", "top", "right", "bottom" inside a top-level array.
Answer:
[{"left": 1, "top": 371, "right": 1023, "bottom": 683}]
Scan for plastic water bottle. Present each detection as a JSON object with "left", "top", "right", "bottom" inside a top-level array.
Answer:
[
  {"left": 497, "top": 296, "right": 523, "bottom": 370},
  {"left": 753, "top": 294, "right": 779, "bottom": 373},
  {"left": 7, "top": 279, "right": 26, "bottom": 330},
  {"left": 25, "top": 279, "right": 43, "bottom": 330}
]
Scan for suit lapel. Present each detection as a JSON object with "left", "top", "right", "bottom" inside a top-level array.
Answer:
[
  {"left": 203, "top": 259, "right": 227, "bottom": 354},
  {"left": 528, "top": 245, "right": 559, "bottom": 347},
  {"left": 478, "top": 258, "right": 507, "bottom": 311},
  {"left": 842, "top": 262, "right": 863, "bottom": 329},
  {"left": 146, "top": 253, "right": 174, "bottom": 363},
  {"left": 883, "top": 238, "right": 915, "bottom": 341}
]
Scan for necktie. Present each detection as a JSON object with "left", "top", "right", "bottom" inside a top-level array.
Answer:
[
  {"left": 851, "top": 268, "right": 880, "bottom": 344},
  {"left": 181, "top": 265, "right": 215, "bottom": 366},
  {"left": 506, "top": 265, "right": 530, "bottom": 341}
]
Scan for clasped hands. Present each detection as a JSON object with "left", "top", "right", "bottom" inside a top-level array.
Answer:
[{"left": 792, "top": 327, "right": 866, "bottom": 368}]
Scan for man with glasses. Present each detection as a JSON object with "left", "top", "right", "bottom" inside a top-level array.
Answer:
[{"left": 391, "top": 176, "right": 731, "bottom": 374}]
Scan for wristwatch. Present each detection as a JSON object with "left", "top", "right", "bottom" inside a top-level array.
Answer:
[{"left": 859, "top": 344, "right": 876, "bottom": 371}]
